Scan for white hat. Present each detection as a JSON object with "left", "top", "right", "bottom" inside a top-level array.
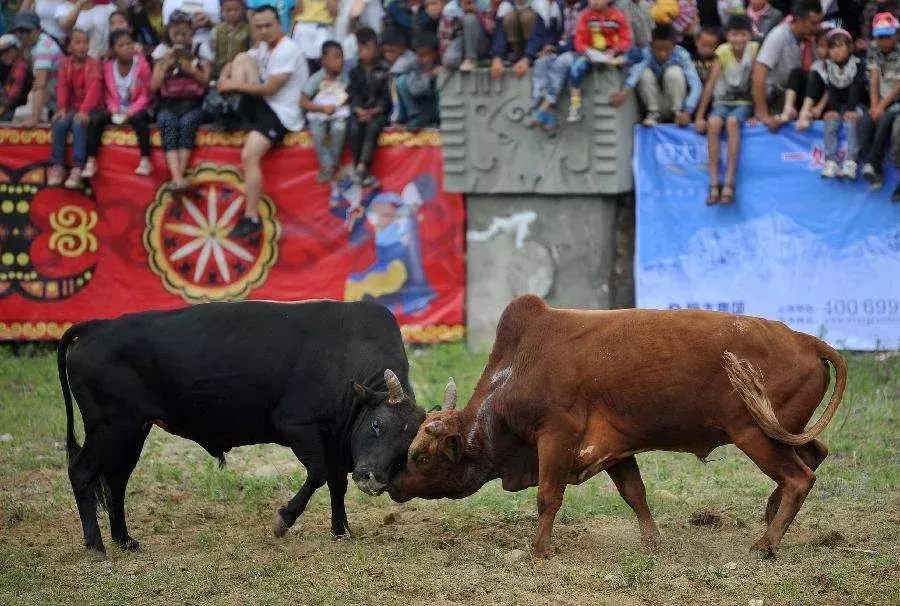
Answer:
[{"left": 0, "top": 34, "right": 20, "bottom": 52}]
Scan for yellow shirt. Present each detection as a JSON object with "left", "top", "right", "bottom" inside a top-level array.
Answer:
[{"left": 295, "top": 0, "right": 334, "bottom": 24}]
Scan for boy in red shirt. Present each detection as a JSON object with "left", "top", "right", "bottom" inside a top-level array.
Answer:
[
  {"left": 49, "top": 29, "right": 103, "bottom": 188},
  {"left": 567, "top": 0, "right": 632, "bottom": 121}
]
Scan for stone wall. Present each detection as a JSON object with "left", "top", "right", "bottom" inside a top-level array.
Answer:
[{"left": 438, "top": 69, "right": 637, "bottom": 348}]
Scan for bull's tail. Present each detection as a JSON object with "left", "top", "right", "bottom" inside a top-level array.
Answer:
[
  {"left": 724, "top": 341, "right": 847, "bottom": 447},
  {"left": 57, "top": 321, "right": 104, "bottom": 463}
]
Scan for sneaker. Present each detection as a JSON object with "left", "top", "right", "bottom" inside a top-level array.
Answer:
[
  {"left": 64, "top": 166, "right": 82, "bottom": 189},
  {"left": 642, "top": 112, "right": 660, "bottom": 127},
  {"left": 821, "top": 160, "right": 839, "bottom": 178},
  {"left": 459, "top": 58, "right": 476, "bottom": 73},
  {"left": 229, "top": 215, "right": 261, "bottom": 238},
  {"left": 540, "top": 110, "right": 558, "bottom": 133},
  {"left": 892, "top": 184, "right": 900, "bottom": 202},
  {"left": 567, "top": 101, "right": 583, "bottom": 123},
  {"left": 527, "top": 108, "right": 542, "bottom": 128},
  {"left": 81, "top": 158, "right": 98, "bottom": 179},
  {"left": 869, "top": 173, "right": 885, "bottom": 191},
  {"left": 48, "top": 165, "right": 65, "bottom": 186},
  {"left": 841, "top": 160, "right": 857, "bottom": 179},
  {"left": 861, "top": 163, "right": 877, "bottom": 183}
]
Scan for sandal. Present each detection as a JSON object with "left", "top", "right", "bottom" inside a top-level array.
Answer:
[
  {"left": 720, "top": 182, "right": 736, "bottom": 205},
  {"left": 706, "top": 183, "right": 720, "bottom": 206}
]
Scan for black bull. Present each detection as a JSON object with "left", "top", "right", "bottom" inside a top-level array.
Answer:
[{"left": 57, "top": 300, "right": 425, "bottom": 553}]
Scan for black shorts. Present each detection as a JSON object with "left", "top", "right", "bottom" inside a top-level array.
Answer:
[{"left": 246, "top": 97, "right": 289, "bottom": 145}]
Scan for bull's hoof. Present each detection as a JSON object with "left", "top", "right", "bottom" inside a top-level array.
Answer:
[
  {"left": 84, "top": 544, "right": 107, "bottom": 559},
  {"left": 117, "top": 538, "right": 142, "bottom": 552},
  {"left": 642, "top": 533, "right": 662, "bottom": 553},
  {"left": 531, "top": 545, "right": 552, "bottom": 559},
  {"left": 273, "top": 513, "right": 290, "bottom": 538}
]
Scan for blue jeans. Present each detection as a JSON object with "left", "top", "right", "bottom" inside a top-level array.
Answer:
[
  {"left": 396, "top": 73, "right": 438, "bottom": 127},
  {"left": 824, "top": 112, "right": 861, "bottom": 163},
  {"left": 309, "top": 117, "right": 348, "bottom": 170},
  {"left": 569, "top": 55, "right": 593, "bottom": 89},
  {"left": 51, "top": 114, "right": 90, "bottom": 168},
  {"left": 531, "top": 51, "right": 575, "bottom": 105}
]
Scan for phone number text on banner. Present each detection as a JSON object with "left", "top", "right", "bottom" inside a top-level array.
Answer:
[
  {"left": 0, "top": 128, "right": 464, "bottom": 343},
  {"left": 634, "top": 124, "right": 900, "bottom": 350}
]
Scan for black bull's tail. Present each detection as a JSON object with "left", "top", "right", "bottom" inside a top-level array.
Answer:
[{"left": 58, "top": 321, "right": 106, "bottom": 463}]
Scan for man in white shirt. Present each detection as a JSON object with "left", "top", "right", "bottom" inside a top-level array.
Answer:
[{"left": 218, "top": 5, "right": 308, "bottom": 238}]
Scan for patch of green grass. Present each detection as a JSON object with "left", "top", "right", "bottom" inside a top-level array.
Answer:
[{"left": 0, "top": 344, "right": 898, "bottom": 605}]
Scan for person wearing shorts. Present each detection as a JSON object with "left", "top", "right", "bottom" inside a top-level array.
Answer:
[
  {"left": 694, "top": 14, "right": 758, "bottom": 205},
  {"left": 217, "top": 5, "right": 308, "bottom": 238}
]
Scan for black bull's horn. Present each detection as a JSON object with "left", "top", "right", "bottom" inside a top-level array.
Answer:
[{"left": 384, "top": 369, "right": 405, "bottom": 405}]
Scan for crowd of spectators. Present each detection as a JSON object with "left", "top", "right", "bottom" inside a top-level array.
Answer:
[{"left": 0, "top": 0, "right": 898, "bottom": 209}]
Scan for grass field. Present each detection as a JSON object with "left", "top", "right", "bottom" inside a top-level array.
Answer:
[{"left": 0, "top": 344, "right": 898, "bottom": 606}]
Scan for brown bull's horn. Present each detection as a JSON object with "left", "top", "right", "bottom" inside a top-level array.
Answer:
[
  {"left": 384, "top": 369, "right": 405, "bottom": 405},
  {"left": 443, "top": 378, "right": 458, "bottom": 411}
]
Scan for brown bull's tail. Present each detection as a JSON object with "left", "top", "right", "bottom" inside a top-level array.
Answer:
[{"left": 723, "top": 342, "right": 847, "bottom": 447}]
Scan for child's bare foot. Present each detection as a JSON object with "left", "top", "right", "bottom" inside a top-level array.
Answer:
[
  {"left": 796, "top": 113, "right": 811, "bottom": 130},
  {"left": 778, "top": 107, "right": 797, "bottom": 123},
  {"left": 134, "top": 157, "right": 152, "bottom": 176},
  {"left": 82, "top": 158, "right": 98, "bottom": 178},
  {"left": 459, "top": 59, "right": 476, "bottom": 72}
]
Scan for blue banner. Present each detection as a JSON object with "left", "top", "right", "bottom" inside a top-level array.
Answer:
[{"left": 634, "top": 124, "right": 900, "bottom": 350}]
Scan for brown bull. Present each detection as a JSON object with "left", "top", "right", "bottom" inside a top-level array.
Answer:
[{"left": 388, "top": 295, "right": 847, "bottom": 558}]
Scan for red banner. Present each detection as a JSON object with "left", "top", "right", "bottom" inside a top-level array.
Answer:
[{"left": 0, "top": 128, "right": 464, "bottom": 343}]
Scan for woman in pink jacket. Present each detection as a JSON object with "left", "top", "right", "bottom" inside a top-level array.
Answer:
[{"left": 84, "top": 29, "right": 155, "bottom": 178}]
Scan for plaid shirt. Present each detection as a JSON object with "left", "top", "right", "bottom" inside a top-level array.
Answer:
[{"left": 0, "top": 57, "right": 32, "bottom": 112}]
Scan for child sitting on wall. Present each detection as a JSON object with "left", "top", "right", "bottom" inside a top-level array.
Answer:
[{"left": 301, "top": 40, "right": 350, "bottom": 183}]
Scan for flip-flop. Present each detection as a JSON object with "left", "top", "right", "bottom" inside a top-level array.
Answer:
[{"left": 706, "top": 184, "right": 720, "bottom": 206}]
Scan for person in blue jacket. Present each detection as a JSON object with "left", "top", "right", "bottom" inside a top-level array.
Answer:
[
  {"left": 610, "top": 23, "right": 702, "bottom": 126},
  {"left": 529, "top": 0, "right": 586, "bottom": 130}
]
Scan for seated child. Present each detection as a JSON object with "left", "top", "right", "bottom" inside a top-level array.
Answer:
[
  {"left": 150, "top": 10, "right": 213, "bottom": 193},
  {"left": 568, "top": 0, "right": 632, "bottom": 121},
  {"left": 529, "top": 0, "right": 583, "bottom": 129},
  {"left": 440, "top": 0, "right": 493, "bottom": 71},
  {"left": 858, "top": 12, "right": 900, "bottom": 192},
  {"left": 209, "top": 0, "right": 250, "bottom": 78},
  {"left": 694, "top": 14, "right": 758, "bottom": 205},
  {"left": 489, "top": 0, "right": 539, "bottom": 78},
  {"left": 84, "top": 29, "right": 155, "bottom": 178},
  {"left": 48, "top": 29, "right": 103, "bottom": 188},
  {"left": 611, "top": 23, "right": 701, "bottom": 126},
  {"left": 797, "top": 28, "right": 865, "bottom": 179},
  {"left": 347, "top": 27, "right": 391, "bottom": 185},
  {"left": 693, "top": 26, "right": 718, "bottom": 87},
  {"left": 746, "top": 0, "right": 783, "bottom": 41},
  {"left": 396, "top": 30, "right": 441, "bottom": 127},
  {"left": 0, "top": 34, "right": 32, "bottom": 122},
  {"left": 382, "top": 26, "right": 419, "bottom": 123},
  {"left": 301, "top": 40, "right": 351, "bottom": 183}
]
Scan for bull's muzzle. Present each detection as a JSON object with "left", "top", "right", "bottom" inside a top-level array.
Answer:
[{"left": 352, "top": 470, "right": 387, "bottom": 496}]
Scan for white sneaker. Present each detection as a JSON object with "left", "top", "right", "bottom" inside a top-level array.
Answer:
[
  {"left": 861, "top": 163, "right": 877, "bottom": 182},
  {"left": 642, "top": 112, "right": 660, "bottom": 127},
  {"left": 841, "top": 160, "right": 858, "bottom": 179},
  {"left": 821, "top": 160, "right": 839, "bottom": 178}
]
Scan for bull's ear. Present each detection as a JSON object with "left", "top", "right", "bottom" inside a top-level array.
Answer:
[
  {"left": 352, "top": 382, "right": 374, "bottom": 403},
  {"left": 441, "top": 434, "right": 462, "bottom": 463}
]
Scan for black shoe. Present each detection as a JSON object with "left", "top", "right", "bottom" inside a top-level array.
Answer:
[
  {"left": 229, "top": 215, "right": 261, "bottom": 238},
  {"left": 892, "top": 184, "right": 900, "bottom": 202}
]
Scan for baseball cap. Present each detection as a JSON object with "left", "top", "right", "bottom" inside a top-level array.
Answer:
[
  {"left": 873, "top": 12, "right": 899, "bottom": 38},
  {"left": 0, "top": 34, "right": 20, "bottom": 52},
  {"left": 12, "top": 10, "right": 41, "bottom": 32}
]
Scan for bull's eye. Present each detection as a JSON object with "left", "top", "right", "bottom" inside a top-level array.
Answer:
[{"left": 372, "top": 418, "right": 381, "bottom": 436}]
